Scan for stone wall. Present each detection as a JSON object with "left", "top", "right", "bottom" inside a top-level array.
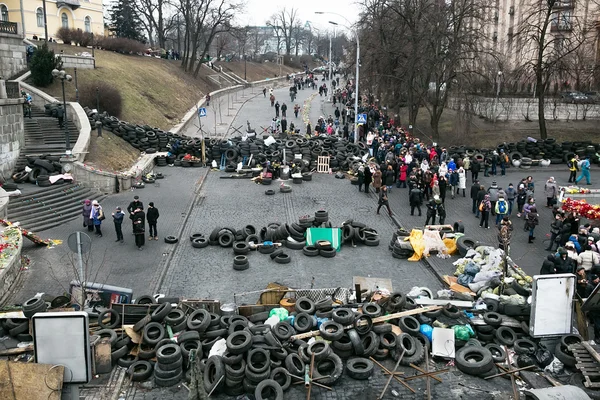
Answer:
[
  {"left": 0, "top": 98, "right": 24, "bottom": 179},
  {"left": 57, "top": 55, "right": 95, "bottom": 70},
  {"left": 0, "top": 32, "right": 26, "bottom": 80},
  {"left": 0, "top": 188, "right": 8, "bottom": 219},
  {"left": 0, "top": 228, "right": 23, "bottom": 306}
]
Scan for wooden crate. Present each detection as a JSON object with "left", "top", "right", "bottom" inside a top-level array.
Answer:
[
  {"left": 570, "top": 342, "right": 600, "bottom": 388},
  {"left": 112, "top": 303, "right": 160, "bottom": 325},
  {"left": 181, "top": 299, "right": 221, "bottom": 315},
  {"left": 317, "top": 156, "right": 330, "bottom": 173}
]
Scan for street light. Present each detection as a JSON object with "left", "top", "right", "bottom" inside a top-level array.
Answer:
[
  {"left": 315, "top": 11, "right": 360, "bottom": 144},
  {"left": 51, "top": 68, "right": 73, "bottom": 154},
  {"left": 327, "top": 21, "right": 338, "bottom": 103},
  {"left": 494, "top": 70, "right": 503, "bottom": 122}
]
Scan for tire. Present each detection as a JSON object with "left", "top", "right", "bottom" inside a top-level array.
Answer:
[
  {"left": 319, "top": 321, "right": 344, "bottom": 341},
  {"left": 485, "top": 344, "right": 506, "bottom": 362},
  {"left": 164, "top": 236, "right": 178, "bottom": 244},
  {"left": 111, "top": 345, "right": 129, "bottom": 361},
  {"left": 203, "top": 356, "right": 226, "bottom": 393},
  {"left": 302, "top": 246, "right": 319, "bottom": 257},
  {"left": 348, "top": 329, "right": 364, "bottom": 356},
  {"left": 143, "top": 322, "right": 166, "bottom": 345},
  {"left": 483, "top": 312, "right": 502, "bottom": 327},
  {"left": 346, "top": 357, "right": 374, "bottom": 380},
  {"left": 495, "top": 326, "right": 517, "bottom": 346},
  {"left": 514, "top": 338, "right": 536, "bottom": 355},
  {"left": 265, "top": 189, "right": 275, "bottom": 195},
  {"left": 295, "top": 297, "right": 316, "bottom": 314},
  {"left": 285, "top": 353, "right": 305, "bottom": 376},
  {"left": 258, "top": 244, "right": 275, "bottom": 254},
  {"left": 364, "top": 237, "right": 380, "bottom": 246},
  {"left": 154, "top": 364, "right": 183, "bottom": 381},
  {"left": 117, "top": 354, "right": 138, "bottom": 368},
  {"left": 233, "top": 241, "right": 250, "bottom": 255},
  {"left": 569, "top": 373, "right": 600, "bottom": 400},
  {"left": 307, "top": 341, "right": 331, "bottom": 361},
  {"left": 354, "top": 314, "right": 373, "bottom": 335},
  {"left": 270, "top": 367, "right": 292, "bottom": 391},
  {"left": 134, "top": 295, "right": 157, "bottom": 305},
  {"left": 137, "top": 344, "right": 156, "bottom": 360},
  {"left": 274, "top": 253, "right": 291, "bottom": 264},
  {"left": 456, "top": 236, "right": 478, "bottom": 257},
  {"left": 22, "top": 297, "right": 47, "bottom": 318},
  {"left": 380, "top": 332, "right": 397, "bottom": 349},
  {"left": 191, "top": 237, "right": 209, "bottom": 248},
  {"left": 285, "top": 239, "right": 305, "bottom": 250},
  {"left": 319, "top": 247, "right": 336, "bottom": 258},
  {"left": 151, "top": 302, "right": 172, "bottom": 322},
  {"left": 96, "top": 328, "right": 118, "bottom": 346},
  {"left": 127, "top": 360, "right": 153, "bottom": 382},
  {"left": 272, "top": 321, "right": 296, "bottom": 341},
  {"left": 226, "top": 330, "right": 253, "bottom": 355},
  {"left": 387, "top": 292, "right": 406, "bottom": 311},
  {"left": 156, "top": 343, "right": 182, "bottom": 365},
  {"left": 398, "top": 316, "right": 420, "bottom": 336},
  {"left": 97, "top": 309, "right": 120, "bottom": 329},
  {"left": 561, "top": 334, "right": 583, "bottom": 348},
  {"left": 455, "top": 346, "right": 494, "bottom": 376},
  {"left": 225, "top": 359, "right": 246, "bottom": 379},
  {"left": 255, "top": 379, "right": 284, "bottom": 400},
  {"left": 165, "top": 309, "right": 186, "bottom": 327},
  {"left": 293, "top": 312, "right": 314, "bottom": 332},
  {"left": 332, "top": 308, "right": 354, "bottom": 325},
  {"left": 218, "top": 231, "right": 235, "bottom": 247},
  {"left": 247, "top": 348, "right": 271, "bottom": 374},
  {"left": 312, "top": 353, "right": 343, "bottom": 385},
  {"left": 362, "top": 303, "right": 382, "bottom": 318},
  {"left": 187, "top": 309, "right": 211, "bottom": 332}
]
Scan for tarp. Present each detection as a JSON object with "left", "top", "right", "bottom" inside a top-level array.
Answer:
[
  {"left": 407, "top": 229, "right": 456, "bottom": 261},
  {"left": 408, "top": 229, "right": 425, "bottom": 261},
  {"left": 306, "top": 228, "right": 342, "bottom": 251}
]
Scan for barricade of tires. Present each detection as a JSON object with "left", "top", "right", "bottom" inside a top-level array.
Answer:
[
  {"left": 389, "top": 229, "right": 414, "bottom": 259},
  {"left": 11, "top": 155, "right": 73, "bottom": 186},
  {"left": 341, "top": 220, "right": 380, "bottom": 247},
  {"left": 2, "top": 294, "right": 70, "bottom": 342}
]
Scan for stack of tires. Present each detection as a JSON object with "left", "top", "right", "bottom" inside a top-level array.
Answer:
[
  {"left": 389, "top": 229, "right": 414, "bottom": 259},
  {"left": 341, "top": 220, "right": 380, "bottom": 247},
  {"left": 2, "top": 295, "right": 69, "bottom": 342},
  {"left": 154, "top": 343, "right": 184, "bottom": 387},
  {"left": 12, "top": 155, "right": 68, "bottom": 187}
]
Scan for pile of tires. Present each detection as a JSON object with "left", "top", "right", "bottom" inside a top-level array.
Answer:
[
  {"left": 3, "top": 295, "right": 70, "bottom": 342},
  {"left": 341, "top": 220, "right": 380, "bottom": 247},
  {"left": 11, "top": 155, "right": 72, "bottom": 186},
  {"left": 389, "top": 229, "right": 414, "bottom": 259}
]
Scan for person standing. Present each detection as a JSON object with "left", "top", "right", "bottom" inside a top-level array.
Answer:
[
  {"left": 127, "top": 195, "right": 144, "bottom": 232},
  {"left": 281, "top": 103, "right": 287, "bottom": 118},
  {"left": 425, "top": 195, "right": 439, "bottom": 225},
  {"left": 275, "top": 101, "right": 280, "bottom": 117},
  {"left": 457, "top": 167, "right": 466, "bottom": 197},
  {"left": 498, "top": 216, "right": 513, "bottom": 252},
  {"left": 263, "top": 88, "right": 267, "bottom": 97},
  {"left": 205, "top": 94, "right": 211, "bottom": 106},
  {"left": 410, "top": 185, "right": 423, "bottom": 216},
  {"left": 576, "top": 156, "right": 592, "bottom": 185},
  {"left": 545, "top": 213, "right": 563, "bottom": 252},
  {"left": 495, "top": 194, "right": 509, "bottom": 226},
  {"left": 364, "top": 165, "right": 372, "bottom": 194},
  {"left": 470, "top": 180, "right": 480, "bottom": 214},
  {"left": 147, "top": 202, "right": 160, "bottom": 241},
  {"left": 377, "top": 186, "right": 392, "bottom": 216},
  {"left": 82, "top": 199, "right": 94, "bottom": 233},
  {"left": 397, "top": 162, "right": 407, "bottom": 188},
  {"left": 90, "top": 200, "right": 104, "bottom": 237},
  {"left": 131, "top": 207, "right": 146, "bottom": 250},
  {"left": 294, "top": 104, "right": 300, "bottom": 118},
  {"left": 544, "top": 177, "right": 557, "bottom": 208},
  {"left": 479, "top": 194, "right": 491, "bottom": 229},
  {"left": 357, "top": 166, "right": 365, "bottom": 192},
  {"left": 112, "top": 207, "right": 125, "bottom": 243},
  {"left": 525, "top": 206, "right": 540, "bottom": 243},
  {"left": 373, "top": 167, "right": 382, "bottom": 193},
  {"left": 568, "top": 155, "right": 579, "bottom": 183},
  {"left": 437, "top": 201, "right": 446, "bottom": 225},
  {"left": 488, "top": 181, "right": 500, "bottom": 216},
  {"left": 505, "top": 183, "right": 516, "bottom": 215},
  {"left": 471, "top": 159, "right": 481, "bottom": 182},
  {"left": 384, "top": 165, "right": 395, "bottom": 193}
]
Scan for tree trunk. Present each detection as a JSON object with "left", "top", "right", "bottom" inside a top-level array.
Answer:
[{"left": 430, "top": 108, "right": 440, "bottom": 142}]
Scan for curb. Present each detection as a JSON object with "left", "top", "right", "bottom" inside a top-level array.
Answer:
[{"left": 153, "top": 168, "right": 210, "bottom": 293}]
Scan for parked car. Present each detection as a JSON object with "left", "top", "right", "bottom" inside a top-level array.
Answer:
[
  {"left": 584, "top": 91, "right": 600, "bottom": 103},
  {"left": 560, "top": 91, "right": 590, "bottom": 104}
]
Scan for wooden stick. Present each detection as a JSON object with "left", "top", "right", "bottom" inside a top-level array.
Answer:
[
  {"left": 290, "top": 306, "right": 443, "bottom": 340},
  {"left": 0, "top": 345, "right": 33, "bottom": 356},
  {"left": 483, "top": 364, "right": 536, "bottom": 380},
  {"left": 404, "top": 364, "right": 445, "bottom": 383},
  {"left": 307, "top": 352, "right": 315, "bottom": 400},
  {"left": 582, "top": 342, "right": 600, "bottom": 364},
  {"left": 425, "top": 349, "right": 431, "bottom": 400},
  {"left": 370, "top": 357, "right": 416, "bottom": 394},
  {"left": 379, "top": 350, "right": 404, "bottom": 400},
  {"left": 207, "top": 375, "right": 224, "bottom": 397}
]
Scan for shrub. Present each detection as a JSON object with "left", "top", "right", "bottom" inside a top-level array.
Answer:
[
  {"left": 95, "top": 37, "right": 146, "bottom": 54},
  {"left": 70, "top": 29, "right": 94, "bottom": 47},
  {"left": 79, "top": 81, "right": 123, "bottom": 118},
  {"left": 30, "top": 44, "right": 62, "bottom": 87},
  {"left": 56, "top": 27, "right": 73, "bottom": 45}
]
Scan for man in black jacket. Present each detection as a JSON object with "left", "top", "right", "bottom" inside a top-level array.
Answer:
[
  {"left": 471, "top": 159, "right": 481, "bottom": 182},
  {"left": 147, "top": 202, "right": 160, "bottom": 241},
  {"left": 475, "top": 185, "right": 486, "bottom": 218},
  {"left": 127, "top": 195, "right": 144, "bottom": 234},
  {"left": 131, "top": 208, "right": 146, "bottom": 250},
  {"left": 470, "top": 180, "right": 480, "bottom": 214},
  {"left": 409, "top": 185, "right": 423, "bottom": 216}
]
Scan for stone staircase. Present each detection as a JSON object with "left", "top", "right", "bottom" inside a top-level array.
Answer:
[
  {"left": 14, "top": 106, "right": 78, "bottom": 172},
  {"left": 7, "top": 183, "right": 106, "bottom": 232}
]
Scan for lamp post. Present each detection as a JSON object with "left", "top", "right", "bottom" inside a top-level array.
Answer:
[
  {"left": 74, "top": 67, "right": 79, "bottom": 103},
  {"left": 51, "top": 68, "right": 72, "bottom": 154},
  {"left": 494, "top": 70, "right": 502, "bottom": 122},
  {"left": 316, "top": 12, "right": 360, "bottom": 143},
  {"left": 327, "top": 21, "right": 338, "bottom": 103}
]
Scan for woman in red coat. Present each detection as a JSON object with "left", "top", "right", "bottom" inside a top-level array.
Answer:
[{"left": 397, "top": 163, "right": 408, "bottom": 188}]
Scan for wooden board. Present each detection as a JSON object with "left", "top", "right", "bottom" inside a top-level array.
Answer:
[
  {"left": 352, "top": 276, "right": 393, "bottom": 293},
  {"left": 0, "top": 360, "right": 64, "bottom": 400}
]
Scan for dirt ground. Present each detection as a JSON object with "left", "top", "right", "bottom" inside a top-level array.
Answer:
[
  {"left": 84, "top": 131, "right": 140, "bottom": 173},
  {"left": 399, "top": 107, "right": 600, "bottom": 147}
]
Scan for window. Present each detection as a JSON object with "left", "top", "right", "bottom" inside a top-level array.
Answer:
[
  {"left": 61, "top": 12, "right": 68, "bottom": 29},
  {"left": 0, "top": 5, "right": 8, "bottom": 22},
  {"left": 84, "top": 16, "right": 90, "bottom": 32},
  {"left": 551, "top": 10, "right": 572, "bottom": 31},
  {"left": 36, "top": 8, "right": 44, "bottom": 27}
]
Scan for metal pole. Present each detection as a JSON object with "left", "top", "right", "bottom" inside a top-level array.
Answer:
[
  {"left": 74, "top": 67, "right": 79, "bottom": 103},
  {"left": 328, "top": 33, "right": 332, "bottom": 102},
  {"left": 62, "top": 79, "right": 70, "bottom": 151},
  {"left": 244, "top": 56, "right": 247, "bottom": 81},
  {"left": 96, "top": 86, "right": 99, "bottom": 113},
  {"left": 42, "top": 0, "right": 48, "bottom": 41},
  {"left": 76, "top": 232, "right": 84, "bottom": 307},
  {"left": 354, "top": 31, "right": 360, "bottom": 144}
]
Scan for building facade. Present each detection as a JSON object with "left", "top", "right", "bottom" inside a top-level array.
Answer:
[{"left": 0, "top": 0, "right": 104, "bottom": 40}]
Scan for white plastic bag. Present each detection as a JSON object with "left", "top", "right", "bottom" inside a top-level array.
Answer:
[
  {"left": 208, "top": 338, "right": 227, "bottom": 358},
  {"left": 264, "top": 136, "right": 276, "bottom": 146},
  {"left": 265, "top": 315, "right": 280, "bottom": 328},
  {"left": 211, "top": 160, "right": 218, "bottom": 168}
]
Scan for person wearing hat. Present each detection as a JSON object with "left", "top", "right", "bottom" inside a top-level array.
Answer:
[
  {"left": 479, "top": 194, "right": 492, "bottom": 229},
  {"left": 130, "top": 207, "right": 146, "bottom": 250},
  {"left": 576, "top": 266, "right": 594, "bottom": 298},
  {"left": 540, "top": 254, "right": 556, "bottom": 275},
  {"left": 90, "top": 200, "right": 104, "bottom": 237},
  {"left": 82, "top": 199, "right": 94, "bottom": 233},
  {"left": 555, "top": 247, "right": 576, "bottom": 274},
  {"left": 565, "top": 241, "right": 579, "bottom": 260},
  {"left": 425, "top": 195, "right": 439, "bottom": 225},
  {"left": 525, "top": 205, "right": 539, "bottom": 243},
  {"left": 112, "top": 207, "right": 125, "bottom": 243},
  {"left": 146, "top": 202, "right": 160, "bottom": 241},
  {"left": 495, "top": 194, "right": 509, "bottom": 226},
  {"left": 127, "top": 195, "right": 144, "bottom": 232},
  {"left": 544, "top": 177, "right": 557, "bottom": 208},
  {"left": 546, "top": 213, "right": 564, "bottom": 252}
]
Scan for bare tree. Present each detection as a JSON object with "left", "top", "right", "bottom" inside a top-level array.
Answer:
[
  {"left": 214, "top": 33, "right": 232, "bottom": 59},
  {"left": 267, "top": 7, "right": 299, "bottom": 55},
  {"left": 513, "top": 0, "right": 586, "bottom": 139},
  {"left": 134, "top": 0, "right": 177, "bottom": 49}
]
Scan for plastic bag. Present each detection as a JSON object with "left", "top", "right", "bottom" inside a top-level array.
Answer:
[
  {"left": 264, "top": 315, "right": 280, "bottom": 328},
  {"left": 211, "top": 160, "right": 217, "bottom": 168},
  {"left": 437, "top": 289, "right": 453, "bottom": 299},
  {"left": 457, "top": 273, "right": 474, "bottom": 287},
  {"left": 420, "top": 324, "right": 433, "bottom": 342},
  {"left": 453, "top": 325, "right": 473, "bottom": 341},
  {"left": 464, "top": 262, "right": 480, "bottom": 276},
  {"left": 468, "top": 280, "right": 487, "bottom": 293},
  {"left": 535, "top": 343, "right": 553, "bottom": 368},
  {"left": 473, "top": 270, "right": 502, "bottom": 284},
  {"left": 544, "top": 357, "right": 564, "bottom": 375},
  {"left": 269, "top": 307, "right": 289, "bottom": 322},
  {"left": 208, "top": 338, "right": 227, "bottom": 358}
]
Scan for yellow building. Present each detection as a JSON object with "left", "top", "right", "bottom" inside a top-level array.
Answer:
[{"left": 0, "top": 0, "right": 104, "bottom": 40}]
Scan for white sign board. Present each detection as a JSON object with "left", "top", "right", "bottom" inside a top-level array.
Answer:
[
  {"left": 530, "top": 274, "right": 575, "bottom": 337},
  {"left": 33, "top": 311, "right": 92, "bottom": 383},
  {"left": 431, "top": 327, "right": 455, "bottom": 358}
]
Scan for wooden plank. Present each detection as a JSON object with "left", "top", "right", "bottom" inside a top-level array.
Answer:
[
  {"left": 0, "top": 345, "right": 33, "bottom": 356},
  {"left": 290, "top": 306, "right": 443, "bottom": 340},
  {"left": 0, "top": 360, "right": 64, "bottom": 400},
  {"left": 414, "top": 299, "right": 474, "bottom": 308},
  {"left": 582, "top": 342, "right": 600, "bottom": 365}
]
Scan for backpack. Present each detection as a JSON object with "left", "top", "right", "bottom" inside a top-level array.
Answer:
[
  {"left": 567, "top": 159, "right": 574, "bottom": 168},
  {"left": 504, "top": 154, "right": 509, "bottom": 163},
  {"left": 498, "top": 200, "right": 507, "bottom": 214}
]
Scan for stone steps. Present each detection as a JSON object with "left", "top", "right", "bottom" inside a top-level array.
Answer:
[{"left": 7, "top": 183, "right": 106, "bottom": 232}]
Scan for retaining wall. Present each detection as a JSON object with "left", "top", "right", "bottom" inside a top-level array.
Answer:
[
  {"left": 0, "top": 98, "right": 25, "bottom": 178},
  {"left": 0, "top": 188, "right": 8, "bottom": 219},
  {"left": 0, "top": 32, "right": 26, "bottom": 80},
  {"left": 0, "top": 228, "right": 23, "bottom": 306},
  {"left": 57, "top": 54, "right": 95, "bottom": 69}
]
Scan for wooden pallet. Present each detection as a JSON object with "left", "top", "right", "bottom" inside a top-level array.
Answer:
[
  {"left": 317, "top": 156, "right": 330, "bottom": 173},
  {"left": 569, "top": 342, "right": 600, "bottom": 388}
]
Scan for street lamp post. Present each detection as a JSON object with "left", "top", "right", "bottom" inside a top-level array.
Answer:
[
  {"left": 494, "top": 70, "right": 502, "bottom": 122},
  {"left": 316, "top": 12, "right": 360, "bottom": 143},
  {"left": 327, "top": 21, "right": 338, "bottom": 103},
  {"left": 51, "top": 69, "right": 72, "bottom": 154},
  {"left": 74, "top": 67, "right": 79, "bottom": 103}
]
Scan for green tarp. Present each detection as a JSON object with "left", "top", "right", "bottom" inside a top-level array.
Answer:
[{"left": 305, "top": 228, "right": 342, "bottom": 251}]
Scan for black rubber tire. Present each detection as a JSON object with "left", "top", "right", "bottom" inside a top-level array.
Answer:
[
  {"left": 265, "top": 189, "right": 275, "bottom": 195},
  {"left": 485, "top": 344, "right": 506, "bottom": 362},
  {"left": 191, "top": 237, "right": 209, "bottom": 248},
  {"left": 302, "top": 245, "right": 319, "bottom": 257},
  {"left": 111, "top": 345, "right": 129, "bottom": 361},
  {"left": 117, "top": 354, "right": 138, "bottom": 368},
  {"left": 225, "top": 359, "right": 246, "bottom": 379},
  {"left": 569, "top": 373, "right": 600, "bottom": 400},
  {"left": 294, "top": 297, "right": 314, "bottom": 314},
  {"left": 233, "top": 241, "right": 250, "bottom": 255},
  {"left": 561, "top": 334, "right": 583, "bottom": 348},
  {"left": 332, "top": 308, "right": 354, "bottom": 325},
  {"left": 142, "top": 322, "right": 166, "bottom": 345},
  {"left": 354, "top": 314, "right": 373, "bottom": 335},
  {"left": 134, "top": 295, "right": 157, "bottom": 305},
  {"left": 455, "top": 346, "right": 494, "bottom": 376},
  {"left": 226, "top": 330, "right": 253, "bottom": 355},
  {"left": 398, "top": 316, "right": 420, "bottom": 336},
  {"left": 258, "top": 244, "right": 276, "bottom": 254},
  {"left": 307, "top": 341, "right": 331, "bottom": 361},
  {"left": 97, "top": 309, "right": 121, "bottom": 329},
  {"left": 456, "top": 236, "right": 478, "bottom": 257},
  {"left": 372, "top": 323, "right": 393, "bottom": 334},
  {"left": 285, "top": 239, "right": 305, "bottom": 250},
  {"left": 270, "top": 367, "right": 292, "bottom": 391},
  {"left": 127, "top": 360, "right": 153, "bottom": 382},
  {"left": 165, "top": 309, "right": 186, "bottom": 327},
  {"left": 154, "top": 367, "right": 183, "bottom": 385},
  {"left": 319, "top": 247, "right": 336, "bottom": 258},
  {"left": 218, "top": 231, "right": 235, "bottom": 247},
  {"left": 319, "top": 321, "right": 344, "bottom": 341},
  {"left": 554, "top": 343, "right": 575, "bottom": 367},
  {"left": 483, "top": 312, "right": 503, "bottom": 327},
  {"left": 255, "top": 379, "right": 284, "bottom": 400},
  {"left": 362, "top": 302, "right": 382, "bottom": 318},
  {"left": 312, "top": 353, "right": 343, "bottom": 385},
  {"left": 495, "top": 326, "right": 517, "bottom": 346},
  {"left": 155, "top": 343, "right": 182, "bottom": 365},
  {"left": 379, "top": 332, "right": 397, "bottom": 349},
  {"left": 96, "top": 328, "right": 118, "bottom": 347},
  {"left": 513, "top": 338, "right": 537, "bottom": 355},
  {"left": 285, "top": 353, "right": 305, "bottom": 376},
  {"left": 345, "top": 357, "right": 374, "bottom": 380},
  {"left": 387, "top": 292, "right": 406, "bottom": 311},
  {"left": 293, "top": 312, "right": 314, "bottom": 332},
  {"left": 164, "top": 236, "right": 178, "bottom": 244},
  {"left": 442, "top": 304, "right": 462, "bottom": 319},
  {"left": 190, "top": 233, "right": 204, "bottom": 242},
  {"left": 187, "top": 309, "right": 211, "bottom": 332},
  {"left": 348, "top": 329, "right": 364, "bottom": 356},
  {"left": 247, "top": 348, "right": 271, "bottom": 374},
  {"left": 151, "top": 302, "right": 172, "bottom": 322},
  {"left": 274, "top": 253, "right": 291, "bottom": 264},
  {"left": 203, "top": 356, "right": 225, "bottom": 394}
]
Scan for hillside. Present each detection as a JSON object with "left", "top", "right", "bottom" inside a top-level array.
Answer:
[{"left": 32, "top": 43, "right": 299, "bottom": 130}]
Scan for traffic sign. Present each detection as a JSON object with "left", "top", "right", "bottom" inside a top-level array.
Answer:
[
  {"left": 198, "top": 107, "right": 207, "bottom": 117},
  {"left": 357, "top": 113, "right": 367, "bottom": 124}
]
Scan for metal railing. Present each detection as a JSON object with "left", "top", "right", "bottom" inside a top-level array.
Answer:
[
  {"left": 0, "top": 21, "right": 18, "bottom": 35},
  {"left": 5, "top": 81, "right": 20, "bottom": 99}
]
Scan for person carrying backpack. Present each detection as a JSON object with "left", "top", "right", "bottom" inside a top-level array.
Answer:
[
  {"left": 500, "top": 150, "right": 509, "bottom": 175},
  {"left": 495, "top": 194, "right": 509, "bottom": 226},
  {"left": 568, "top": 155, "right": 579, "bottom": 183}
]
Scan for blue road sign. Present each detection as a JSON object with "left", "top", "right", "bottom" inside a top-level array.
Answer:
[
  {"left": 357, "top": 113, "right": 367, "bottom": 124},
  {"left": 198, "top": 107, "right": 207, "bottom": 117}
]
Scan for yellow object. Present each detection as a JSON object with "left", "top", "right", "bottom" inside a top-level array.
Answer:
[
  {"left": 408, "top": 229, "right": 425, "bottom": 261},
  {"left": 443, "top": 238, "right": 457, "bottom": 255}
]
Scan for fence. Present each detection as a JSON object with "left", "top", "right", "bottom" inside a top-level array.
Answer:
[{"left": 0, "top": 21, "right": 18, "bottom": 35}]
